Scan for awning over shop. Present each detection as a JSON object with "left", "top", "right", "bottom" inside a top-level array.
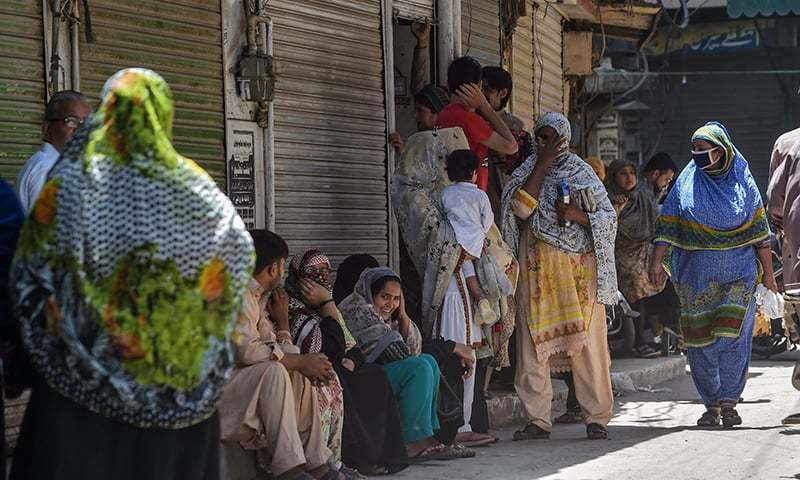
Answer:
[{"left": 728, "top": 0, "right": 800, "bottom": 18}]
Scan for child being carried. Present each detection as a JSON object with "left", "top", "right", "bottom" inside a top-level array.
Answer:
[{"left": 441, "top": 150, "right": 498, "bottom": 328}]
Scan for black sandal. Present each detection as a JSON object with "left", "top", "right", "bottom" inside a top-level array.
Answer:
[
  {"left": 555, "top": 406, "right": 586, "bottom": 424},
  {"left": 636, "top": 344, "right": 660, "bottom": 359},
  {"left": 697, "top": 410, "right": 720, "bottom": 427},
  {"left": 721, "top": 407, "right": 742, "bottom": 428},
  {"left": 586, "top": 423, "right": 608, "bottom": 440},
  {"left": 513, "top": 422, "right": 551, "bottom": 441}
]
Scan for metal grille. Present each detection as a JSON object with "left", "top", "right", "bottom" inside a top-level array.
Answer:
[
  {"left": 268, "top": 0, "right": 390, "bottom": 267},
  {"left": 78, "top": 0, "right": 226, "bottom": 186},
  {"left": 0, "top": 0, "right": 46, "bottom": 181}
]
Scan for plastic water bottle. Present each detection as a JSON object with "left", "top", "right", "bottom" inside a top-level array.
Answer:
[{"left": 558, "top": 180, "right": 571, "bottom": 228}]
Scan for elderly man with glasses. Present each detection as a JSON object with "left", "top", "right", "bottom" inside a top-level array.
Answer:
[{"left": 15, "top": 90, "right": 91, "bottom": 213}]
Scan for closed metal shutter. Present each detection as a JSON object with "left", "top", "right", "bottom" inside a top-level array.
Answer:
[
  {"left": 394, "top": 0, "right": 434, "bottom": 20},
  {"left": 533, "top": 2, "right": 564, "bottom": 115},
  {"left": 462, "top": 0, "right": 502, "bottom": 67},
  {"left": 268, "top": 1, "right": 390, "bottom": 266},
  {"left": 78, "top": 0, "right": 226, "bottom": 186},
  {"left": 510, "top": 3, "right": 534, "bottom": 130},
  {"left": 640, "top": 52, "right": 793, "bottom": 193},
  {"left": 0, "top": 0, "right": 46, "bottom": 181}
]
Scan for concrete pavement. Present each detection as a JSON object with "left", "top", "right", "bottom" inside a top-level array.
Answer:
[
  {"left": 396, "top": 352, "right": 800, "bottom": 480},
  {"left": 489, "top": 355, "right": 688, "bottom": 428}
]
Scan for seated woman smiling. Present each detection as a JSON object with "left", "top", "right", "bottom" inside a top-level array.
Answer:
[{"left": 338, "top": 267, "right": 476, "bottom": 462}]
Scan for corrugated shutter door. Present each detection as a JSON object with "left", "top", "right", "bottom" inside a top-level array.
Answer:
[
  {"left": 0, "top": 1, "right": 45, "bottom": 181},
  {"left": 510, "top": 5, "right": 534, "bottom": 131},
  {"left": 641, "top": 53, "right": 790, "bottom": 193},
  {"left": 533, "top": 2, "right": 563, "bottom": 115},
  {"left": 462, "top": 0, "right": 502, "bottom": 66},
  {"left": 269, "top": 1, "right": 389, "bottom": 266},
  {"left": 78, "top": 0, "right": 226, "bottom": 186},
  {"left": 394, "top": 0, "right": 434, "bottom": 20}
]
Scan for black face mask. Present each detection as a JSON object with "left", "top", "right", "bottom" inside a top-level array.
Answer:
[{"left": 691, "top": 148, "right": 718, "bottom": 170}]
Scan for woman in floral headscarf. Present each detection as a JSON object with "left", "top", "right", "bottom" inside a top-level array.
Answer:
[
  {"left": 501, "top": 112, "right": 617, "bottom": 441},
  {"left": 650, "top": 121, "right": 777, "bottom": 428},
  {"left": 285, "top": 250, "right": 408, "bottom": 474},
  {"left": 10, "top": 68, "right": 253, "bottom": 480}
]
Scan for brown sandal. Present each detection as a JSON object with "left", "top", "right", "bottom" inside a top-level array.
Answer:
[
  {"left": 513, "top": 422, "right": 551, "bottom": 441},
  {"left": 697, "top": 410, "right": 720, "bottom": 427},
  {"left": 555, "top": 408, "right": 587, "bottom": 424},
  {"left": 407, "top": 444, "right": 452, "bottom": 463},
  {"left": 586, "top": 423, "right": 608, "bottom": 440}
]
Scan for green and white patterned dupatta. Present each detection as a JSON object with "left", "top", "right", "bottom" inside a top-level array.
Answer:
[
  {"left": 12, "top": 68, "right": 254, "bottom": 429},
  {"left": 390, "top": 128, "right": 469, "bottom": 337}
]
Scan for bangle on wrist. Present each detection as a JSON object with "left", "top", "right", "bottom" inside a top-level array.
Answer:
[{"left": 276, "top": 330, "right": 293, "bottom": 345}]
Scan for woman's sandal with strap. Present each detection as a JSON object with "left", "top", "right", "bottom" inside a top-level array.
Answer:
[
  {"left": 513, "top": 422, "right": 551, "bottom": 441},
  {"left": 586, "top": 423, "right": 608, "bottom": 440},
  {"left": 696, "top": 410, "right": 720, "bottom": 427},
  {"left": 721, "top": 407, "right": 742, "bottom": 428}
]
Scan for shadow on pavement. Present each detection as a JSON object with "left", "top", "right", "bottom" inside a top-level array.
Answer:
[{"left": 396, "top": 424, "right": 697, "bottom": 480}]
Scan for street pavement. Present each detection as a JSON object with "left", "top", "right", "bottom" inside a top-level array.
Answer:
[{"left": 396, "top": 352, "right": 800, "bottom": 480}]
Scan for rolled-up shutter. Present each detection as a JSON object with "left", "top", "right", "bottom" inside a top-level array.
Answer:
[
  {"left": 462, "top": 0, "right": 502, "bottom": 66},
  {"left": 533, "top": 2, "right": 564, "bottom": 115},
  {"left": 78, "top": 0, "right": 226, "bottom": 186},
  {"left": 0, "top": 0, "right": 46, "bottom": 181},
  {"left": 394, "top": 0, "right": 434, "bottom": 20},
  {"left": 510, "top": 4, "right": 534, "bottom": 130},
  {"left": 268, "top": 1, "right": 389, "bottom": 266}
]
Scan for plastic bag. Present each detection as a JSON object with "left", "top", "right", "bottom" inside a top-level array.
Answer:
[{"left": 756, "top": 284, "right": 784, "bottom": 319}]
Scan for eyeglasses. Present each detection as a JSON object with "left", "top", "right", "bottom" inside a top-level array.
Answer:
[{"left": 47, "top": 115, "right": 86, "bottom": 129}]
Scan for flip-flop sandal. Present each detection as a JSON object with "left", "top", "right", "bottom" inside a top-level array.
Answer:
[
  {"left": 444, "top": 444, "right": 477, "bottom": 459},
  {"left": 586, "top": 423, "right": 608, "bottom": 440},
  {"left": 406, "top": 444, "right": 453, "bottom": 464},
  {"left": 455, "top": 432, "right": 496, "bottom": 447},
  {"left": 513, "top": 422, "right": 550, "bottom": 441}
]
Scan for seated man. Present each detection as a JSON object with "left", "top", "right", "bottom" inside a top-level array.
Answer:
[{"left": 218, "top": 230, "right": 355, "bottom": 480}]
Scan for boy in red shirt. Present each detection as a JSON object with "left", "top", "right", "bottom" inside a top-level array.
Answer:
[{"left": 437, "top": 56, "right": 518, "bottom": 191}]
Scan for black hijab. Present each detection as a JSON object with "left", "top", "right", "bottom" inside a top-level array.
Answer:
[{"left": 333, "top": 254, "right": 380, "bottom": 305}]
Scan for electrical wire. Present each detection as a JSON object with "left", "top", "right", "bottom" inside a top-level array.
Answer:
[
  {"left": 532, "top": 2, "right": 545, "bottom": 115},
  {"left": 465, "top": 0, "right": 473, "bottom": 56},
  {"left": 597, "top": 4, "right": 607, "bottom": 62}
]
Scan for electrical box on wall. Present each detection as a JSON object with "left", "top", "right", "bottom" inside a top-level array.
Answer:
[{"left": 226, "top": 120, "right": 266, "bottom": 230}]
